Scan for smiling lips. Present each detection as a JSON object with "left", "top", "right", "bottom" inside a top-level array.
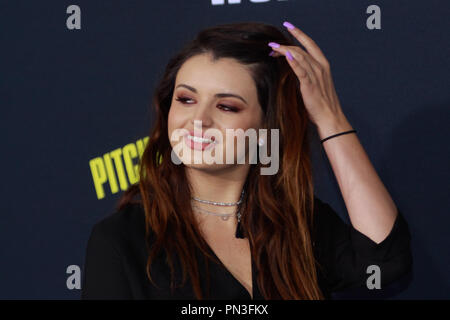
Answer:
[{"left": 184, "top": 131, "right": 216, "bottom": 151}]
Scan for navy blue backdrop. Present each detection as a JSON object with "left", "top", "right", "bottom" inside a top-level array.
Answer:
[{"left": 1, "top": 0, "right": 449, "bottom": 299}]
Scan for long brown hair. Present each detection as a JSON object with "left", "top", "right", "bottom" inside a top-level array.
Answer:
[{"left": 116, "top": 22, "right": 324, "bottom": 299}]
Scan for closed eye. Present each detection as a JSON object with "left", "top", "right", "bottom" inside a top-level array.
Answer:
[
  {"left": 217, "top": 105, "right": 238, "bottom": 112},
  {"left": 175, "top": 97, "right": 239, "bottom": 112},
  {"left": 175, "top": 97, "right": 194, "bottom": 104}
]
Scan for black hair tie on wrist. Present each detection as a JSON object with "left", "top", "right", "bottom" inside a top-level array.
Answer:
[{"left": 320, "top": 129, "right": 357, "bottom": 144}]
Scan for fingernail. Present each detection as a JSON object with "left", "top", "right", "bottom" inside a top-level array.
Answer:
[
  {"left": 286, "top": 50, "right": 294, "bottom": 61},
  {"left": 268, "top": 50, "right": 275, "bottom": 56},
  {"left": 268, "top": 42, "right": 280, "bottom": 48},
  {"left": 283, "top": 21, "right": 295, "bottom": 30}
]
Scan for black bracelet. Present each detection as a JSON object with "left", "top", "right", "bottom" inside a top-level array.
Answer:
[{"left": 320, "top": 129, "right": 357, "bottom": 144}]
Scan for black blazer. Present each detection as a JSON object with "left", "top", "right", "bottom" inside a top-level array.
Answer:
[{"left": 81, "top": 196, "right": 412, "bottom": 299}]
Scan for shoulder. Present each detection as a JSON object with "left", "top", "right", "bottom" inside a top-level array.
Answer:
[
  {"left": 88, "top": 202, "right": 147, "bottom": 249},
  {"left": 82, "top": 203, "right": 145, "bottom": 299}
]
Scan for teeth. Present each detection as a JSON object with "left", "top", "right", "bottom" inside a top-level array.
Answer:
[{"left": 188, "top": 135, "right": 214, "bottom": 144}]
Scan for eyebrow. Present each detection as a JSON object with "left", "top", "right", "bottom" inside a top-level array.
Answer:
[{"left": 175, "top": 84, "right": 248, "bottom": 105}]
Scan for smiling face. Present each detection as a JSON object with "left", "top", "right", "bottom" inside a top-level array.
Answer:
[{"left": 167, "top": 53, "right": 264, "bottom": 172}]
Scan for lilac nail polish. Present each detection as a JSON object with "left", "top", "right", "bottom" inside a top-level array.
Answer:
[
  {"left": 286, "top": 50, "right": 294, "bottom": 61},
  {"left": 269, "top": 50, "right": 275, "bottom": 56},
  {"left": 283, "top": 21, "right": 295, "bottom": 30},
  {"left": 268, "top": 42, "right": 280, "bottom": 48}
]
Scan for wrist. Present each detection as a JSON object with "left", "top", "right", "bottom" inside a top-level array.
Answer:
[{"left": 316, "top": 114, "right": 354, "bottom": 141}]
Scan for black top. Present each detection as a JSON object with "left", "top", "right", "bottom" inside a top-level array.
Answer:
[{"left": 81, "top": 196, "right": 412, "bottom": 300}]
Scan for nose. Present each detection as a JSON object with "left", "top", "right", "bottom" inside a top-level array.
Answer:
[{"left": 191, "top": 103, "right": 213, "bottom": 128}]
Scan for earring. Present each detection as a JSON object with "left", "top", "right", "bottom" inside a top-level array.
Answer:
[{"left": 258, "top": 137, "right": 265, "bottom": 147}]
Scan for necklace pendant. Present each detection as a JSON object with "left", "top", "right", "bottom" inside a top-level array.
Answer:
[{"left": 221, "top": 216, "right": 230, "bottom": 221}]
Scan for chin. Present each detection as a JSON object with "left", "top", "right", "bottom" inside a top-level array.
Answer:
[{"left": 183, "top": 162, "right": 237, "bottom": 173}]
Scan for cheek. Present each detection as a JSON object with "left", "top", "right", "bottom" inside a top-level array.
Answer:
[
  {"left": 167, "top": 107, "right": 175, "bottom": 133},
  {"left": 222, "top": 121, "right": 260, "bottom": 156},
  {"left": 167, "top": 107, "right": 181, "bottom": 148},
  {"left": 167, "top": 105, "right": 184, "bottom": 135}
]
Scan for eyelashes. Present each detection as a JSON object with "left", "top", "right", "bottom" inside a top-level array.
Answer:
[{"left": 175, "top": 97, "right": 239, "bottom": 113}]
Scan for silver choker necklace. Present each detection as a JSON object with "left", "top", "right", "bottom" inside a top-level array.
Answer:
[
  {"left": 191, "top": 203, "right": 241, "bottom": 221},
  {"left": 190, "top": 189, "right": 245, "bottom": 221},
  {"left": 191, "top": 189, "right": 244, "bottom": 206}
]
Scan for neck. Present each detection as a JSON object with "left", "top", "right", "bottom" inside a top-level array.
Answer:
[
  {"left": 186, "top": 164, "right": 249, "bottom": 203},
  {"left": 186, "top": 164, "right": 250, "bottom": 232}
]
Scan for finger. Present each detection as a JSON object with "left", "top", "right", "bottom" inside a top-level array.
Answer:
[
  {"left": 286, "top": 55, "right": 311, "bottom": 85},
  {"left": 289, "top": 48, "right": 328, "bottom": 96},
  {"left": 282, "top": 21, "right": 330, "bottom": 68},
  {"left": 268, "top": 43, "right": 317, "bottom": 84},
  {"left": 281, "top": 45, "right": 328, "bottom": 96},
  {"left": 268, "top": 50, "right": 282, "bottom": 57},
  {"left": 285, "top": 50, "right": 315, "bottom": 86},
  {"left": 270, "top": 43, "right": 320, "bottom": 77}
]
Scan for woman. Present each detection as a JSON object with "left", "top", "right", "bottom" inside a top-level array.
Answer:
[{"left": 81, "top": 21, "right": 412, "bottom": 300}]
